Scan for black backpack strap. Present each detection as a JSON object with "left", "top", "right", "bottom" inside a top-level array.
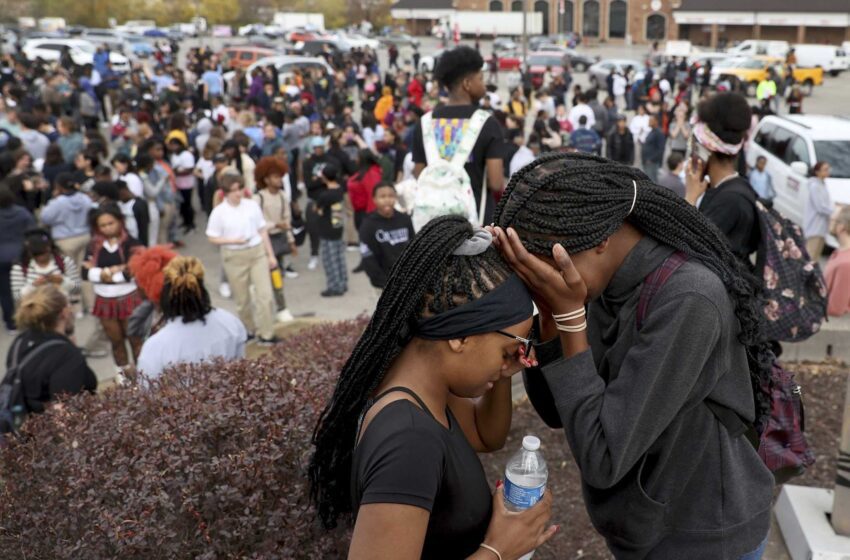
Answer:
[
  {"left": 704, "top": 401, "right": 749, "bottom": 437},
  {"left": 12, "top": 340, "right": 68, "bottom": 380}
]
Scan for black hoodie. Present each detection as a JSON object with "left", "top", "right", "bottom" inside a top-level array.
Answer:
[{"left": 358, "top": 210, "right": 414, "bottom": 288}]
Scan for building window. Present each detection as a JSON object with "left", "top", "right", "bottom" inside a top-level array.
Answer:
[
  {"left": 534, "top": 0, "right": 550, "bottom": 35},
  {"left": 646, "top": 13, "right": 666, "bottom": 40},
  {"left": 583, "top": 0, "right": 600, "bottom": 38},
  {"left": 489, "top": 0, "right": 503, "bottom": 10},
  {"left": 562, "top": 0, "right": 574, "bottom": 33},
  {"left": 608, "top": 0, "right": 626, "bottom": 39},
  {"left": 512, "top": 0, "right": 523, "bottom": 11}
]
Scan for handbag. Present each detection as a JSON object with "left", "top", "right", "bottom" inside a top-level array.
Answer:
[{"left": 258, "top": 190, "right": 293, "bottom": 256}]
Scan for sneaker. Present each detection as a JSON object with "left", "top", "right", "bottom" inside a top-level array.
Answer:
[
  {"left": 75, "top": 310, "right": 84, "bottom": 320},
  {"left": 257, "top": 336, "right": 280, "bottom": 346},
  {"left": 284, "top": 265, "right": 299, "bottom": 279},
  {"left": 219, "top": 282, "right": 232, "bottom": 299},
  {"left": 321, "top": 289, "right": 345, "bottom": 298},
  {"left": 276, "top": 308, "right": 295, "bottom": 322},
  {"left": 308, "top": 257, "right": 319, "bottom": 270},
  {"left": 114, "top": 371, "right": 128, "bottom": 386},
  {"left": 246, "top": 333, "right": 256, "bottom": 343},
  {"left": 346, "top": 245, "right": 359, "bottom": 252},
  {"left": 352, "top": 262, "right": 364, "bottom": 273}
]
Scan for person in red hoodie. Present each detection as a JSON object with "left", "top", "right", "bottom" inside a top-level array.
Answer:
[
  {"left": 347, "top": 149, "right": 384, "bottom": 275},
  {"left": 347, "top": 149, "right": 383, "bottom": 232},
  {"left": 407, "top": 74, "right": 425, "bottom": 109}
]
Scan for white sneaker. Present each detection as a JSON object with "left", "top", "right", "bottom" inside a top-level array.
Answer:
[
  {"left": 284, "top": 268, "right": 299, "bottom": 279},
  {"left": 308, "top": 257, "right": 319, "bottom": 270},
  {"left": 346, "top": 245, "right": 359, "bottom": 252},
  {"left": 219, "top": 282, "right": 232, "bottom": 298},
  {"left": 114, "top": 371, "right": 128, "bottom": 386},
  {"left": 276, "top": 308, "right": 295, "bottom": 322}
]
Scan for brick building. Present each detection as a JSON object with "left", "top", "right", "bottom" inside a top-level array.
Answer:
[
  {"left": 673, "top": 0, "right": 850, "bottom": 49},
  {"left": 392, "top": 0, "right": 678, "bottom": 43}
]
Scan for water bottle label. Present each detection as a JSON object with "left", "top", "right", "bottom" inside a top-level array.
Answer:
[{"left": 504, "top": 479, "right": 546, "bottom": 510}]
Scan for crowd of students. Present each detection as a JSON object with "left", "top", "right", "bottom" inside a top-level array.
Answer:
[{"left": 0, "top": 30, "right": 848, "bottom": 559}]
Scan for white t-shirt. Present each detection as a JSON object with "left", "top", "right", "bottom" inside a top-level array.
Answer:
[
  {"left": 613, "top": 74, "right": 627, "bottom": 96},
  {"left": 568, "top": 104, "right": 596, "bottom": 131},
  {"left": 509, "top": 145, "right": 535, "bottom": 177},
  {"left": 629, "top": 114, "right": 652, "bottom": 144},
  {"left": 171, "top": 150, "right": 196, "bottom": 190},
  {"left": 137, "top": 308, "right": 247, "bottom": 379},
  {"left": 206, "top": 198, "right": 267, "bottom": 250},
  {"left": 120, "top": 172, "right": 144, "bottom": 198},
  {"left": 195, "top": 157, "right": 215, "bottom": 183}
]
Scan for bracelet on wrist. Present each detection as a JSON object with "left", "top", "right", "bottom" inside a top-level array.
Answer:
[
  {"left": 552, "top": 307, "right": 585, "bottom": 322},
  {"left": 556, "top": 320, "right": 587, "bottom": 333},
  {"left": 479, "top": 543, "right": 502, "bottom": 560}
]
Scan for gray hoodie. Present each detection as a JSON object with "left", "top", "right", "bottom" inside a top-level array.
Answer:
[
  {"left": 40, "top": 191, "right": 93, "bottom": 240},
  {"left": 524, "top": 237, "right": 773, "bottom": 559}
]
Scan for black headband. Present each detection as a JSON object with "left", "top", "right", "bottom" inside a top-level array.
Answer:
[{"left": 415, "top": 274, "right": 534, "bottom": 340}]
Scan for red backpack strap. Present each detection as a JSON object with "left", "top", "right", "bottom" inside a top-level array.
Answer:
[
  {"left": 636, "top": 251, "right": 689, "bottom": 331},
  {"left": 54, "top": 252, "right": 65, "bottom": 274}
]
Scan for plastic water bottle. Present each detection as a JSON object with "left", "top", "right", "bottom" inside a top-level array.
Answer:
[{"left": 504, "top": 435, "right": 548, "bottom": 560}]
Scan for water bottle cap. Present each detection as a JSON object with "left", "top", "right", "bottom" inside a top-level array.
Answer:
[{"left": 522, "top": 435, "right": 540, "bottom": 451}]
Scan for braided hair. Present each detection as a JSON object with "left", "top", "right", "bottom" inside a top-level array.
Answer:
[
  {"left": 310, "top": 215, "right": 514, "bottom": 529},
  {"left": 160, "top": 256, "right": 212, "bottom": 324},
  {"left": 494, "top": 152, "right": 772, "bottom": 427}
]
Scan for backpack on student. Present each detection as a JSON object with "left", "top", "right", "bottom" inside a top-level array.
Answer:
[
  {"left": 0, "top": 339, "right": 67, "bottom": 437},
  {"left": 412, "top": 109, "right": 490, "bottom": 232},
  {"left": 754, "top": 200, "right": 828, "bottom": 342},
  {"left": 638, "top": 251, "right": 815, "bottom": 483}
]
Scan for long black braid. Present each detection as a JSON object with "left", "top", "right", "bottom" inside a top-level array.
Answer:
[
  {"left": 310, "top": 215, "right": 514, "bottom": 529},
  {"left": 495, "top": 152, "right": 773, "bottom": 428}
]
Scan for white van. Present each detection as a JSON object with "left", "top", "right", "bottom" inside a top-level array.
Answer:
[
  {"left": 746, "top": 114, "right": 850, "bottom": 248},
  {"left": 727, "top": 40, "right": 789, "bottom": 58},
  {"left": 791, "top": 44, "right": 849, "bottom": 76}
]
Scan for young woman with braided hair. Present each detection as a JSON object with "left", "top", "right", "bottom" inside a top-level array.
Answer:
[
  {"left": 310, "top": 215, "right": 556, "bottom": 560},
  {"left": 136, "top": 256, "right": 246, "bottom": 379},
  {"left": 492, "top": 151, "right": 774, "bottom": 560}
]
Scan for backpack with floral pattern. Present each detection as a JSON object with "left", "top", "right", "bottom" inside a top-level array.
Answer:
[{"left": 755, "top": 200, "right": 828, "bottom": 342}]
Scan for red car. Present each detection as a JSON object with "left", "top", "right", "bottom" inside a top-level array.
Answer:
[
  {"left": 528, "top": 51, "right": 567, "bottom": 89},
  {"left": 287, "top": 30, "right": 319, "bottom": 42},
  {"left": 487, "top": 51, "right": 523, "bottom": 71}
]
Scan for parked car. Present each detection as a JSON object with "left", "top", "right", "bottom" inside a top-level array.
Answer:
[
  {"left": 746, "top": 114, "right": 850, "bottom": 247},
  {"left": 220, "top": 46, "right": 277, "bottom": 70},
  {"left": 286, "top": 28, "right": 319, "bottom": 43},
  {"left": 125, "top": 37, "right": 156, "bottom": 59},
  {"left": 727, "top": 40, "right": 790, "bottom": 59},
  {"left": 143, "top": 28, "right": 167, "bottom": 38},
  {"left": 380, "top": 32, "right": 419, "bottom": 49},
  {"left": 588, "top": 58, "right": 643, "bottom": 89},
  {"left": 80, "top": 31, "right": 130, "bottom": 56},
  {"left": 529, "top": 33, "right": 579, "bottom": 51},
  {"left": 711, "top": 56, "right": 824, "bottom": 96},
  {"left": 563, "top": 49, "right": 594, "bottom": 72},
  {"left": 488, "top": 51, "right": 523, "bottom": 71},
  {"left": 211, "top": 25, "right": 232, "bottom": 38},
  {"left": 419, "top": 49, "right": 445, "bottom": 73},
  {"left": 791, "top": 44, "right": 850, "bottom": 76},
  {"left": 293, "top": 38, "right": 351, "bottom": 57},
  {"left": 335, "top": 31, "right": 379, "bottom": 50},
  {"left": 527, "top": 51, "right": 569, "bottom": 89},
  {"left": 493, "top": 37, "right": 518, "bottom": 53},
  {"left": 22, "top": 38, "right": 130, "bottom": 71},
  {"left": 225, "top": 55, "right": 334, "bottom": 89}
]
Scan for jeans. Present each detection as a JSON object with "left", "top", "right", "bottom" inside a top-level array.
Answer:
[
  {"left": 0, "top": 262, "right": 14, "bottom": 329},
  {"left": 739, "top": 536, "right": 768, "bottom": 560},
  {"left": 178, "top": 187, "right": 195, "bottom": 231},
  {"left": 643, "top": 161, "right": 660, "bottom": 184},
  {"left": 320, "top": 238, "right": 348, "bottom": 293}
]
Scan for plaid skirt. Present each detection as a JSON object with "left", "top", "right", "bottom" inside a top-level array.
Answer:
[{"left": 93, "top": 291, "right": 143, "bottom": 320}]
